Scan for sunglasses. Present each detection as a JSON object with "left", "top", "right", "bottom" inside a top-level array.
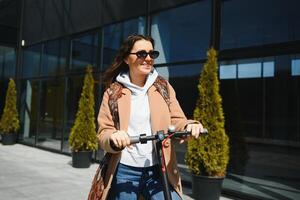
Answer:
[{"left": 129, "top": 50, "right": 160, "bottom": 59}]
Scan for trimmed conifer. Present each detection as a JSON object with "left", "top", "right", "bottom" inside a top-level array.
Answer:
[
  {"left": 0, "top": 78, "right": 20, "bottom": 134},
  {"left": 185, "top": 48, "right": 229, "bottom": 177},
  {"left": 69, "top": 66, "right": 98, "bottom": 151}
]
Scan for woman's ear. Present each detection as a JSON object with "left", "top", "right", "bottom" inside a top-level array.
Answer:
[{"left": 124, "top": 58, "right": 129, "bottom": 65}]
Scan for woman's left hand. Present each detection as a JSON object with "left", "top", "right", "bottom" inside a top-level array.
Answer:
[{"left": 180, "top": 123, "right": 204, "bottom": 144}]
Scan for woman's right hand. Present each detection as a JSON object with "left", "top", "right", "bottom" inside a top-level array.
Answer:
[{"left": 110, "top": 130, "right": 131, "bottom": 150}]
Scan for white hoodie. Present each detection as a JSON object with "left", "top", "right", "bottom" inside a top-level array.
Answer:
[{"left": 116, "top": 69, "right": 158, "bottom": 167}]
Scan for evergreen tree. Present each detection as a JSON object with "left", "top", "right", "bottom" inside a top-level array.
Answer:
[
  {"left": 69, "top": 66, "right": 98, "bottom": 151},
  {"left": 185, "top": 48, "right": 229, "bottom": 177},
  {"left": 0, "top": 79, "right": 20, "bottom": 134}
]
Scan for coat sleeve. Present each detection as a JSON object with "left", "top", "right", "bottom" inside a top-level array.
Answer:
[
  {"left": 168, "top": 82, "right": 199, "bottom": 131},
  {"left": 97, "top": 89, "right": 121, "bottom": 153}
]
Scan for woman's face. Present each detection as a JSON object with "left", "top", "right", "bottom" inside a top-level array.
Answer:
[{"left": 125, "top": 39, "right": 154, "bottom": 77}]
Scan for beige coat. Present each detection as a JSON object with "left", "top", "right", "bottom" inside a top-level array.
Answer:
[{"left": 97, "top": 81, "right": 197, "bottom": 200}]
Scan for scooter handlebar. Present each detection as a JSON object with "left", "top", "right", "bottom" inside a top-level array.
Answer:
[{"left": 129, "top": 128, "right": 208, "bottom": 145}]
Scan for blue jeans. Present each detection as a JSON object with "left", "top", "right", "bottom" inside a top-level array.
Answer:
[{"left": 108, "top": 163, "right": 182, "bottom": 200}]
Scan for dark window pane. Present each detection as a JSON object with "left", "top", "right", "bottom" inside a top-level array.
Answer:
[
  {"left": 0, "top": 49, "right": 3, "bottom": 78},
  {"left": 265, "top": 55, "right": 298, "bottom": 141},
  {"left": 156, "top": 64, "right": 203, "bottom": 167},
  {"left": 151, "top": 1, "right": 211, "bottom": 64},
  {"left": 220, "top": 55, "right": 300, "bottom": 200},
  {"left": 62, "top": 74, "right": 101, "bottom": 153},
  {"left": 22, "top": 45, "right": 41, "bottom": 78},
  {"left": 0, "top": 80, "right": 8, "bottom": 117},
  {"left": 19, "top": 80, "right": 39, "bottom": 145},
  {"left": 156, "top": 63, "right": 203, "bottom": 118},
  {"left": 41, "top": 39, "right": 68, "bottom": 75},
  {"left": 0, "top": 46, "right": 16, "bottom": 79},
  {"left": 102, "top": 17, "right": 146, "bottom": 70},
  {"left": 63, "top": 76, "right": 83, "bottom": 152},
  {"left": 37, "top": 79, "right": 65, "bottom": 150},
  {"left": 221, "top": 0, "right": 300, "bottom": 49},
  {"left": 103, "top": 0, "right": 146, "bottom": 25},
  {"left": 71, "top": 33, "right": 98, "bottom": 70},
  {"left": 238, "top": 79, "right": 263, "bottom": 137}
]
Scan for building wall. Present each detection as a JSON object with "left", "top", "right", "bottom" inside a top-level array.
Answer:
[
  {"left": 0, "top": 0, "right": 19, "bottom": 46},
  {"left": 22, "top": 0, "right": 199, "bottom": 45}
]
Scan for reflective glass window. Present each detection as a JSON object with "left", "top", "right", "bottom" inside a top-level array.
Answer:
[
  {"left": 220, "top": 55, "right": 300, "bottom": 200},
  {"left": 266, "top": 55, "right": 299, "bottom": 142},
  {"left": 22, "top": 45, "right": 42, "bottom": 78},
  {"left": 156, "top": 63, "right": 203, "bottom": 167},
  {"left": 37, "top": 79, "right": 65, "bottom": 150},
  {"left": 221, "top": 0, "right": 300, "bottom": 49},
  {"left": 263, "top": 61, "right": 274, "bottom": 77},
  {"left": 220, "top": 56, "right": 298, "bottom": 140},
  {"left": 220, "top": 64, "right": 236, "bottom": 79},
  {"left": 0, "top": 49, "right": 3, "bottom": 78},
  {"left": 292, "top": 59, "right": 300, "bottom": 76},
  {"left": 102, "top": 17, "right": 146, "bottom": 70},
  {"left": 238, "top": 63, "right": 261, "bottom": 79},
  {"left": 19, "top": 80, "right": 39, "bottom": 145},
  {"left": 0, "top": 46, "right": 16, "bottom": 79},
  {"left": 63, "top": 76, "right": 83, "bottom": 152},
  {"left": 0, "top": 80, "right": 7, "bottom": 117},
  {"left": 41, "top": 39, "right": 68, "bottom": 75},
  {"left": 156, "top": 63, "right": 203, "bottom": 118},
  {"left": 151, "top": 1, "right": 211, "bottom": 64},
  {"left": 62, "top": 74, "right": 101, "bottom": 153},
  {"left": 220, "top": 60, "right": 274, "bottom": 79},
  {"left": 71, "top": 33, "right": 98, "bottom": 70}
]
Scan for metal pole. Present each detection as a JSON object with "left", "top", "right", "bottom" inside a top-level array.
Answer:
[{"left": 155, "top": 131, "right": 172, "bottom": 200}]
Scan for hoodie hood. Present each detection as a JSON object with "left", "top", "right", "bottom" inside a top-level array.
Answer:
[{"left": 116, "top": 69, "right": 158, "bottom": 96}]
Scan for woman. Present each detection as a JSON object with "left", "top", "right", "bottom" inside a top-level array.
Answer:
[{"left": 97, "top": 34, "right": 204, "bottom": 200}]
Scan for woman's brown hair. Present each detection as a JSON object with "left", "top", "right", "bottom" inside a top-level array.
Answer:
[{"left": 102, "top": 34, "right": 155, "bottom": 88}]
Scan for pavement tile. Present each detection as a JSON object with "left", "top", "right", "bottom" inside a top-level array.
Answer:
[{"left": 0, "top": 144, "right": 233, "bottom": 200}]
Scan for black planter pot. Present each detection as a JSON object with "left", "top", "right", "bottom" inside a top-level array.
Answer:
[
  {"left": 1, "top": 133, "right": 17, "bottom": 145},
  {"left": 192, "top": 174, "right": 224, "bottom": 200},
  {"left": 71, "top": 151, "right": 92, "bottom": 168}
]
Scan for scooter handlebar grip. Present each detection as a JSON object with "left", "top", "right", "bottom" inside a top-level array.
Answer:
[{"left": 129, "top": 136, "right": 140, "bottom": 144}]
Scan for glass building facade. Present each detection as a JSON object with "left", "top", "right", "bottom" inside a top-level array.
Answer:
[{"left": 0, "top": 0, "right": 300, "bottom": 199}]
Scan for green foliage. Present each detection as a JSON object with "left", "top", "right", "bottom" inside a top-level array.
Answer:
[
  {"left": 186, "top": 48, "right": 229, "bottom": 177},
  {"left": 69, "top": 66, "right": 98, "bottom": 151},
  {"left": 0, "top": 79, "right": 20, "bottom": 134}
]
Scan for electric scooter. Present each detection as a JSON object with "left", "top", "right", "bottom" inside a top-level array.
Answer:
[{"left": 127, "top": 126, "right": 208, "bottom": 200}]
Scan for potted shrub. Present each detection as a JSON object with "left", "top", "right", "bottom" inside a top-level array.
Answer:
[
  {"left": 185, "top": 48, "right": 229, "bottom": 200},
  {"left": 69, "top": 66, "right": 98, "bottom": 168},
  {"left": 0, "top": 78, "right": 20, "bottom": 145}
]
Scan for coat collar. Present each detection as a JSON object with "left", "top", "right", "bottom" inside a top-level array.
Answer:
[{"left": 117, "top": 87, "right": 131, "bottom": 131}]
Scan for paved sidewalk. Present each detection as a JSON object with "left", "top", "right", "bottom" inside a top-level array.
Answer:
[{"left": 0, "top": 144, "right": 233, "bottom": 200}]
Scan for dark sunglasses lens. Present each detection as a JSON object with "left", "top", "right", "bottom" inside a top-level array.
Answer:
[
  {"left": 150, "top": 51, "right": 159, "bottom": 59},
  {"left": 136, "top": 50, "right": 148, "bottom": 58}
]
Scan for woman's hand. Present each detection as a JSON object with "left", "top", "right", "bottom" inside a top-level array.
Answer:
[
  {"left": 180, "top": 123, "right": 204, "bottom": 144},
  {"left": 110, "top": 130, "right": 131, "bottom": 150}
]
